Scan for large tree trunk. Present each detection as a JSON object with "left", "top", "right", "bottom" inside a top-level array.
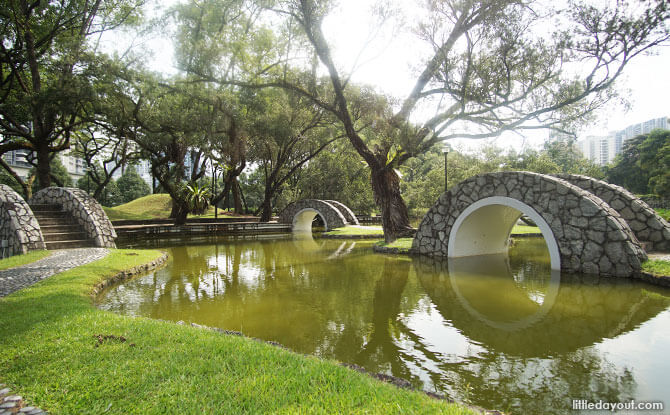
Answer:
[
  {"left": 231, "top": 177, "right": 243, "bottom": 214},
  {"left": 170, "top": 199, "right": 190, "bottom": 225},
  {"left": 259, "top": 185, "right": 274, "bottom": 222},
  {"left": 370, "top": 167, "right": 413, "bottom": 243},
  {"left": 36, "top": 144, "right": 51, "bottom": 189}
]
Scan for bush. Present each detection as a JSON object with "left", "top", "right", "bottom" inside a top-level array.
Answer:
[{"left": 116, "top": 169, "right": 151, "bottom": 204}]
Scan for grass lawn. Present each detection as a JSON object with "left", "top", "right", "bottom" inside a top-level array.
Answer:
[
  {"left": 0, "top": 249, "right": 476, "bottom": 414},
  {"left": 510, "top": 225, "right": 541, "bottom": 234},
  {"left": 103, "top": 194, "right": 254, "bottom": 221},
  {"left": 324, "top": 225, "right": 384, "bottom": 236},
  {"left": 656, "top": 208, "right": 670, "bottom": 222},
  {"left": 0, "top": 250, "right": 50, "bottom": 271},
  {"left": 375, "top": 238, "right": 414, "bottom": 253},
  {"left": 642, "top": 260, "right": 670, "bottom": 277}
]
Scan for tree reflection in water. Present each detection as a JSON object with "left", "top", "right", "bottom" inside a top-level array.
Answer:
[{"left": 99, "top": 236, "right": 670, "bottom": 415}]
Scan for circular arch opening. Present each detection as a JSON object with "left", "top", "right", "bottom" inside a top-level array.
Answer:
[
  {"left": 292, "top": 208, "right": 328, "bottom": 233},
  {"left": 447, "top": 196, "right": 561, "bottom": 270}
]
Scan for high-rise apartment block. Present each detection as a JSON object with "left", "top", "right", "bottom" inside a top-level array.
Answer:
[{"left": 576, "top": 116, "right": 669, "bottom": 165}]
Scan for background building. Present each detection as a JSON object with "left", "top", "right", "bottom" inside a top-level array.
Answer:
[{"left": 576, "top": 116, "right": 669, "bottom": 165}]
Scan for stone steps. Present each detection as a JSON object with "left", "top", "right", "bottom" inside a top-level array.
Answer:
[
  {"left": 44, "top": 239, "right": 95, "bottom": 250},
  {"left": 30, "top": 203, "right": 94, "bottom": 250}
]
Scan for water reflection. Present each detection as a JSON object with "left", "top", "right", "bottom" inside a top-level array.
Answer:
[{"left": 101, "top": 237, "right": 670, "bottom": 415}]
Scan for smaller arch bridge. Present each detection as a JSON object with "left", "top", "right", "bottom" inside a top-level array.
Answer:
[
  {"left": 413, "top": 172, "right": 647, "bottom": 277},
  {"left": 279, "top": 199, "right": 359, "bottom": 232}
]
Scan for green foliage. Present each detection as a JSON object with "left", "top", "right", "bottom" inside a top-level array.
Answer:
[
  {"left": 638, "top": 130, "right": 670, "bottom": 198},
  {"left": 180, "top": 182, "right": 212, "bottom": 215},
  {"left": 607, "top": 130, "right": 670, "bottom": 197},
  {"left": 287, "top": 144, "right": 376, "bottom": 214},
  {"left": 400, "top": 140, "right": 603, "bottom": 217},
  {"left": 239, "top": 170, "right": 265, "bottom": 212},
  {"left": 76, "top": 174, "right": 122, "bottom": 207},
  {"left": 0, "top": 169, "right": 23, "bottom": 195},
  {"left": 30, "top": 157, "right": 72, "bottom": 193},
  {"left": 116, "top": 169, "right": 151, "bottom": 204}
]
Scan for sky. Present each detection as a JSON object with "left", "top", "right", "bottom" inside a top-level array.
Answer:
[{"left": 106, "top": 0, "right": 670, "bottom": 153}]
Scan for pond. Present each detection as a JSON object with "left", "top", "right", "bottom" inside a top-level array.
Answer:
[{"left": 97, "top": 235, "right": 670, "bottom": 414}]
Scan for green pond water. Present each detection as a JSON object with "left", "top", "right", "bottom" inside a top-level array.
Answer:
[{"left": 98, "top": 235, "right": 670, "bottom": 414}]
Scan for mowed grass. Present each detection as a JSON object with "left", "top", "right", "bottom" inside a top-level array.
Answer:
[
  {"left": 642, "top": 260, "right": 670, "bottom": 277},
  {"left": 324, "top": 225, "right": 384, "bottom": 236},
  {"left": 0, "top": 250, "right": 50, "bottom": 270},
  {"left": 510, "top": 224, "right": 542, "bottom": 235},
  {"left": 103, "top": 194, "right": 252, "bottom": 221},
  {"left": 103, "top": 193, "right": 173, "bottom": 220},
  {"left": 657, "top": 208, "right": 670, "bottom": 222},
  {"left": 0, "top": 249, "right": 477, "bottom": 415},
  {"left": 375, "top": 238, "right": 414, "bottom": 253}
]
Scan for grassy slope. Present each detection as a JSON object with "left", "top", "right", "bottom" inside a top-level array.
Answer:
[
  {"left": 103, "top": 194, "right": 253, "bottom": 221},
  {"left": 0, "top": 249, "right": 475, "bottom": 415},
  {"left": 103, "top": 194, "right": 173, "bottom": 220},
  {"left": 0, "top": 250, "right": 50, "bottom": 271}
]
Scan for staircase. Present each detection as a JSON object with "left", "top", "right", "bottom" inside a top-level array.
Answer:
[{"left": 30, "top": 204, "right": 95, "bottom": 250}]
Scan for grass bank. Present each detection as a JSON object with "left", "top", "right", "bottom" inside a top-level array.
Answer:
[
  {"left": 324, "top": 225, "right": 384, "bottom": 236},
  {"left": 0, "top": 250, "right": 50, "bottom": 270},
  {"left": 642, "top": 260, "right": 670, "bottom": 277},
  {"left": 0, "top": 250, "right": 477, "bottom": 414},
  {"left": 103, "top": 194, "right": 254, "bottom": 221}
]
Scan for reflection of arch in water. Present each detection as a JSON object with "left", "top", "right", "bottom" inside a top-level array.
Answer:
[
  {"left": 414, "top": 256, "right": 670, "bottom": 357},
  {"left": 291, "top": 231, "right": 357, "bottom": 260},
  {"left": 447, "top": 254, "right": 560, "bottom": 332}
]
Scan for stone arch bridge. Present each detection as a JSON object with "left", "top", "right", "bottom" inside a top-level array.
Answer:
[
  {"left": 413, "top": 172, "right": 670, "bottom": 277},
  {"left": 279, "top": 199, "right": 359, "bottom": 232}
]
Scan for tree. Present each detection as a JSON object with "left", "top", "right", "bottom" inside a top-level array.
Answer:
[
  {"left": 247, "top": 87, "right": 342, "bottom": 221},
  {"left": 106, "top": 66, "right": 226, "bottom": 224},
  {"left": 116, "top": 168, "right": 150, "bottom": 203},
  {"left": 289, "top": 141, "right": 376, "bottom": 214},
  {"left": 263, "top": 0, "right": 670, "bottom": 242},
  {"left": 30, "top": 156, "right": 73, "bottom": 194},
  {"left": 638, "top": 129, "right": 670, "bottom": 197},
  {"left": 606, "top": 135, "right": 650, "bottom": 194},
  {"left": 0, "top": 0, "right": 144, "bottom": 189}
]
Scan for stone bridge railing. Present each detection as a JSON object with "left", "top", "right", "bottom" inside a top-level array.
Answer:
[
  {"left": 279, "top": 199, "right": 357, "bottom": 231},
  {"left": 0, "top": 185, "right": 45, "bottom": 258},
  {"left": 556, "top": 174, "right": 670, "bottom": 252},
  {"left": 30, "top": 187, "right": 116, "bottom": 248}
]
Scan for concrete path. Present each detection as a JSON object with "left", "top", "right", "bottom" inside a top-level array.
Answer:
[{"left": 0, "top": 248, "right": 109, "bottom": 298}]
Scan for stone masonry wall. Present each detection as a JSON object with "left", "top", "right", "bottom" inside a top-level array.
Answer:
[
  {"left": 325, "top": 200, "right": 360, "bottom": 225},
  {"left": 556, "top": 174, "right": 670, "bottom": 252},
  {"left": 413, "top": 172, "right": 647, "bottom": 277},
  {"left": 30, "top": 187, "right": 116, "bottom": 248},
  {"left": 279, "top": 199, "right": 349, "bottom": 231},
  {"left": 0, "top": 184, "right": 46, "bottom": 258}
]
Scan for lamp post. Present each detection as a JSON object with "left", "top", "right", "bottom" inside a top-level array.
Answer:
[
  {"left": 442, "top": 147, "right": 449, "bottom": 192},
  {"left": 211, "top": 163, "right": 218, "bottom": 219}
]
